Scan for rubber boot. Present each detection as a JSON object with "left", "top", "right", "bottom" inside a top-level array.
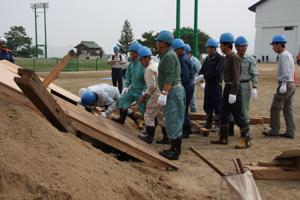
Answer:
[
  {"left": 211, "top": 115, "right": 220, "bottom": 132},
  {"left": 156, "top": 126, "right": 170, "bottom": 144},
  {"left": 182, "top": 120, "right": 193, "bottom": 138},
  {"left": 138, "top": 126, "right": 156, "bottom": 144},
  {"left": 159, "top": 137, "right": 182, "bottom": 160},
  {"left": 128, "top": 111, "right": 144, "bottom": 130},
  {"left": 229, "top": 121, "right": 235, "bottom": 136},
  {"left": 235, "top": 127, "right": 251, "bottom": 149},
  {"left": 112, "top": 109, "right": 128, "bottom": 124},
  {"left": 210, "top": 125, "right": 228, "bottom": 144},
  {"left": 203, "top": 113, "right": 213, "bottom": 129}
]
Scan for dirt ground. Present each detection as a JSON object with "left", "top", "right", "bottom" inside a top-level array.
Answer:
[{"left": 1, "top": 62, "right": 300, "bottom": 199}]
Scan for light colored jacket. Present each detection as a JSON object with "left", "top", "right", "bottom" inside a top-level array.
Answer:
[{"left": 144, "top": 59, "right": 161, "bottom": 97}]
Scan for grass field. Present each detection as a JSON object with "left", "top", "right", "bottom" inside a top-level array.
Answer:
[{"left": 15, "top": 58, "right": 112, "bottom": 72}]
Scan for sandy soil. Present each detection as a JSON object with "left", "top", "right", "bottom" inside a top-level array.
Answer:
[{"left": 1, "top": 62, "right": 300, "bottom": 199}]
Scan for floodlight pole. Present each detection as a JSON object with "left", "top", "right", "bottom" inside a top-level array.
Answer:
[
  {"left": 44, "top": 5, "right": 47, "bottom": 58},
  {"left": 34, "top": 7, "right": 38, "bottom": 58},
  {"left": 176, "top": 0, "right": 181, "bottom": 38},
  {"left": 194, "top": 0, "right": 198, "bottom": 58}
]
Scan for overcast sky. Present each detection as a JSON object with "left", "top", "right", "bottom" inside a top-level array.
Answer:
[{"left": 2, "top": 0, "right": 259, "bottom": 57}]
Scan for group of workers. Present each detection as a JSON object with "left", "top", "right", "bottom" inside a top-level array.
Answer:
[{"left": 1, "top": 31, "right": 295, "bottom": 161}]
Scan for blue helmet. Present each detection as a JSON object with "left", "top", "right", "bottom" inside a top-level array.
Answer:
[
  {"left": 129, "top": 42, "right": 142, "bottom": 52},
  {"left": 205, "top": 39, "right": 218, "bottom": 47},
  {"left": 235, "top": 36, "right": 249, "bottom": 46},
  {"left": 113, "top": 46, "right": 120, "bottom": 51},
  {"left": 155, "top": 30, "right": 174, "bottom": 44},
  {"left": 270, "top": 34, "right": 287, "bottom": 45},
  {"left": 172, "top": 39, "right": 185, "bottom": 50},
  {"left": 81, "top": 92, "right": 96, "bottom": 107},
  {"left": 219, "top": 33, "right": 235, "bottom": 43},
  {"left": 138, "top": 46, "right": 152, "bottom": 59},
  {"left": 184, "top": 44, "right": 192, "bottom": 53}
]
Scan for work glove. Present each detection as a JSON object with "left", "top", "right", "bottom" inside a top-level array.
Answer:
[
  {"left": 200, "top": 83, "right": 205, "bottom": 90},
  {"left": 139, "top": 94, "right": 147, "bottom": 103},
  {"left": 157, "top": 94, "right": 167, "bottom": 106},
  {"left": 228, "top": 94, "right": 236, "bottom": 104},
  {"left": 195, "top": 74, "right": 204, "bottom": 83},
  {"left": 279, "top": 83, "right": 287, "bottom": 94},
  {"left": 251, "top": 88, "right": 257, "bottom": 100},
  {"left": 121, "top": 87, "right": 128, "bottom": 95},
  {"left": 142, "top": 91, "right": 145, "bottom": 95},
  {"left": 100, "top": 112, "right": 106, "bottom": 118},
  {"left": 75, "top": 99, "right": 81, "bottom": 104}
]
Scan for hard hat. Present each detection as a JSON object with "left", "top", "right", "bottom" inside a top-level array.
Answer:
[
  {"left": 205, "top": 39, "right": 218, "bottom": 47},
  {"left": 81, "top": 92, "right": 96, "bottom": 107},
  {"left": 0, "top": 36, "right": 7, "bottom": 44},
  {"left": 79, "top": 88, "right": 87, "bottom": 98},
  {"left": 172, "top": 39, "right": 185, "bottom": 50},
  {"left": 138, "top": 46, "right": 152, "bottom": 59},
  {"left": 184, "top": 44, "right": 192, "bottom": 53},
  {"left": 219, "top": 33, "right": 235, "bottom": 43},
  {"left": 235, "top": 36, "right": 249, "bottom": 46},
  {"left": 129, "top": 42, "right": 142, "bottom": 52},
  {"left": 270, "top": 34, "right": 287, "bottom": 45},
  {"left": 155, "top": 30, "right": 174, "bottom": 44},
  {"left": 113, "top": 46, "right": 120, "bottom": 51}
]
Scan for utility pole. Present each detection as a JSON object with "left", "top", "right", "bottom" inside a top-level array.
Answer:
[{"left": 176, "top": 0, "right": 181, "bottom": 39}]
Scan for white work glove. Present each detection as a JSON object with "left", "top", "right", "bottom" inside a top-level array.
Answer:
[
  {"left": 121, "top": 87, "right": 128, "bottom": 95},
  {"left": 142, "top": 91, "right": 145, "bottom": 95},
  {"left": 75, "top": 99, "right": 81, "bottom": 104},
  {"left": 279, "top": 83, "right": 287, "bottom": 94},
  {"left": 195, "top": 74, "right": 204, "bottom": 83},
  {"left": 200, "top": 82, "right": 205, "bottom": 90},
  {"left": 251, "top": 88, "right": 257, "bottom": 100},
  {"left": 228, "top": 94, "right": 236, "bottom": 104},
  {"left": 100, "top": 112, "right": 106, "bottom": 118},
  {"left": 157, "top": 94, "right": 167, "bottom": 106}
]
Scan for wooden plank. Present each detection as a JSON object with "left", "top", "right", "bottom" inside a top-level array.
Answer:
[
  {"left": 43, "top": 50, "right": 75, "bottom": 88},
  {"left": 14, "top": 68, "right": 77, "bottom": 135},
  {"left": 189, "top": 113, "right": 207, "bottom": 121},
  {"left": 274, "top": 149, "right": 300, "bottom": 159},
  {"left": 258, "top": 160, "right": 294, "bottom": 167},
  {"left": 190, "top": 120, "right": 209, "bottom": 136},
  {"left": 296, "top": 157, "right": 300, "bottom": 170},
  {"left": 249, "top": 117, "right": 264, "bottom": 124}
]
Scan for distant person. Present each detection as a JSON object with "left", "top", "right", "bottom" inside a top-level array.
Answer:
[
  {"left": 266, "top": 55, "right": 269, "bottom": 63},
  {"left": 0, "top": 36, "right": 14, "bottom": 63},
  {"left": 262, "top": 34, "right": 295, "bottom": 139},
  {"left": 184, "top": 44, "right": 201, "bottom": 113},
  {"left": 297, "top": 53, "right": 300, "bottom": 66},
  {"left": 262, "top": 55, "right": 264, "bottom": 63},
  {"left": 195, "top": 39, "right": 224, "bottom": 132},
  {"left": 107, "top": 46, "right": 126, "bottom": 94}
]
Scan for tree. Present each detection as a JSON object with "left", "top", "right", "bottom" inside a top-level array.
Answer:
[
  {"left": 137, "top": 31, "right": 159, "bottom": 55},
  {"left": 117, "top": 20, "right": 135, "bottom": 56},
  {"left": 30, "top": 46, "right": 44, "bottom": 58},
  {"left": 173, "top": 27, "right": 211, "bottom": 58},
  {"left": 4, "top": 26, "right": 32, "bottom": 58}
]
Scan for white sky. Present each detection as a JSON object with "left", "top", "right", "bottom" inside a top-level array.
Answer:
[{"left": 2, "top": 0, "right": 259, "bottom": 56}]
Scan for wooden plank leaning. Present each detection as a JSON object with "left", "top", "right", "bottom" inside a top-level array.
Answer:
[{"left": 14, "top": 68, "right": 77, "bottom": 136}]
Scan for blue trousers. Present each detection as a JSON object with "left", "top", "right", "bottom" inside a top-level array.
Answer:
[
  {"left": 112, "top": 68, "right": 123, "bottom": 94},
  {"left": 184, "top": 83, "right": 195, "bottom": 123},
  {"left": 203, "top": 84, "right": 222, "bottom": 115}
]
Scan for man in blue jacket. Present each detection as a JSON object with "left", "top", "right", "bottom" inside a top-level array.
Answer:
[{"left": 0, "top": 36, "right": 14, "bottom": 63}]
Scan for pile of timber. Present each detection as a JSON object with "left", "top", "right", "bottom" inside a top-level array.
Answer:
[{"left": 245, "top": 150, "right": 300, "bottom": 180}]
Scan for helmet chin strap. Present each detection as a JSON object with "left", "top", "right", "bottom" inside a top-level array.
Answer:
[{"left": 157, "top": 41, "right": 167, "bottom": 56}]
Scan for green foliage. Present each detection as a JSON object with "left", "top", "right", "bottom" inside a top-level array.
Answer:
[
  {"left": 137, "top": 31, "right": 159, "bottom": 55},
  {"left": 173, "top": 27, "right": 211, "bottom": 57},
  {"left": 30, "top": 46, "right": 44, "bottom": 57},
  {"left": 117, "top": 20, "right": 135, "bottom": 55},
  {"left": 4, "top": 26, "right": 32, "bottom": 58}
]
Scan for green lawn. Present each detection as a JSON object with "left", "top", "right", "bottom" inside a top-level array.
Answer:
[{"left": 15, "top": 58, "right": 111, "bottom": 72}]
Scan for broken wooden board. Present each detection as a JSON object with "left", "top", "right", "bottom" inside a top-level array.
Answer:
[
  {"left": 190, "top": 120, "right": 209, "bottom": 136},
  {"left": 0, "top": 60, "right": 179, "bottom": 170}
]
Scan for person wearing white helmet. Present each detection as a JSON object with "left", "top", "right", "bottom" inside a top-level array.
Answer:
[
  {"left": 262, "top": 34, "right": 295, "bottom": 139},
  {"left": 107, "top": 46, "right": 126, "bottom": 94},
  {"left": 0, "top": 36, "right": 14, "bottom": 63}
]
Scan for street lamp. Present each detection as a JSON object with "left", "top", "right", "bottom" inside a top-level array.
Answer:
[{"left": 30, "top": 2, "right": 49, "bottom": 58}]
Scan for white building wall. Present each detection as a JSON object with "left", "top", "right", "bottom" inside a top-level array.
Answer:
[{"left": 253, "top": 0, "right": 300, "bottom": 62}]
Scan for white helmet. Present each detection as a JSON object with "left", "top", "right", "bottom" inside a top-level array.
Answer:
[{"left": 0, "top": 36, "right": 7, "bottom": 44}]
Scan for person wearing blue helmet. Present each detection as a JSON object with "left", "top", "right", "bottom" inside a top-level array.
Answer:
[
  {"left": 227, "top": 36, "right": 259, "bottom": 136},
  {"left": 172, "top": 39, "right": 194, "bottom": 139},
  {"left": 196, "top": 38, "right": 224, "bottom": 132},
  {"left": 262, "top": 34, "right": 295, "bottom": 139},
  {"left": 137, "top": 46, "right": 166, "bottom": 144},
  {"left": 184, "top": 44, "right": 201, "bottom": 113},
  {"left": 107, "top": 45, "right": 126, "bottom": 93},
  {"left": 112, "top": 42, "right": 147, "bottom": 130},
  {"left": 210, "top": 33, "right": 251, "bottom": 149},
  {"left": 155, "top": 30, "right": 185, "bottom": 160}
]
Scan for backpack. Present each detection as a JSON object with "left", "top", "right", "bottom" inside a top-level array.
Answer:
[{"left": 112, "top": 54, "right": 122, "bottom": 61}]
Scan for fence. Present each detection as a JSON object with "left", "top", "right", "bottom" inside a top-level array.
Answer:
[{"left": 15, "top": 58, "right": 112, "bottom": 72}]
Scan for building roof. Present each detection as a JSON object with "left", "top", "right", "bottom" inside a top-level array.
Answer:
[
  {"left": 248, "top": 0, "right": 267, "bottom": 12},
  {"left": 74, "top": 41, "right": 101, "bottom": 49}
]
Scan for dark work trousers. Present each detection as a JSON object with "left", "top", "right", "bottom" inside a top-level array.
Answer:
[
  {"left": 112, "top": 68, "right": 123, "bottom": 94},
  {"left": 220, "top": 83, "right": 248, "bottom": 128},
  {"left": 184, "top": 83, "right": 195, "bottom": 123},
  {"left": 203, "top": 84, "right": 222, "bottom": 115}
]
